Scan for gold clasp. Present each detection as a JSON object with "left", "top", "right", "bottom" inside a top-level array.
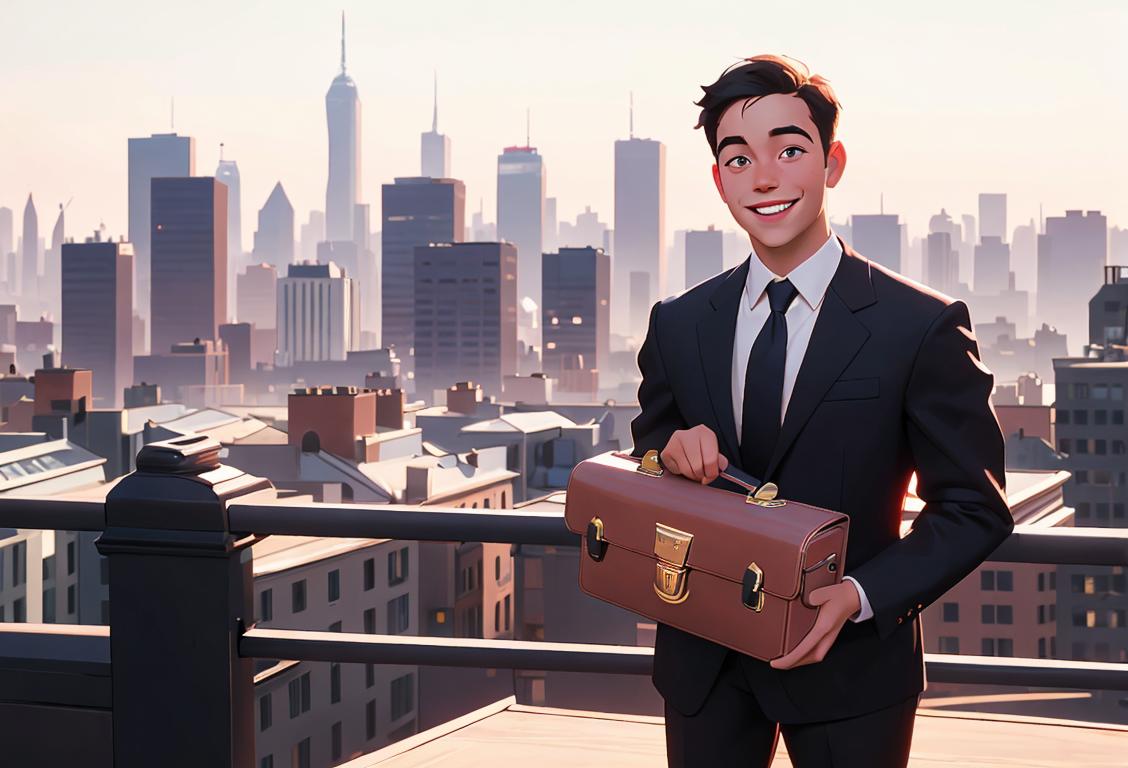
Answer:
[
  {"left": 742, "top": 562, "right": 765, "bottom": 612},
  {"left": 746, "top": 482, "right": 786, "bottom": 508},
  {"left": 653, "top": 523, "right": 693, "bottom": 603},
  {"left": 637, "top": 449, "right": 664, "bottom": 477}
]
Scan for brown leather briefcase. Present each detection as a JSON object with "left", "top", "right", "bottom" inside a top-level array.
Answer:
[{"left": 564, "top": 449, "right": 849, "bottom": 661}]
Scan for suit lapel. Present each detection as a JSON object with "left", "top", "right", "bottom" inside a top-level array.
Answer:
[
  {"left": 763, "top": 246, "right": 877, "bottom": 481},
  {"left": 697, "top": 258, "right": 750, "bottom": 464}
]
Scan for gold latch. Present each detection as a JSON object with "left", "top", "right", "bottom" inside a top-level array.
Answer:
[
  {"left": 742, "top": 562, "right": 765, "bottom": 612},
  {"left": 637, "top": 449, "right": 664, "bottom": 477},
  {"left": 746, "top": 482, "right": 786, "bottom": 508},
  {"left": 653, "top": 523, "right": 693, "bottom": 604}
]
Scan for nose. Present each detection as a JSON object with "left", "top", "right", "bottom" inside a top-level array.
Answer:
[{"left": 751, "top": 165, "right": 779, "bottom": 194}]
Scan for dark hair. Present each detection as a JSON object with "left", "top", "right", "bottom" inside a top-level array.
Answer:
[{"left": 694, "top": 55, "right": 841, "bottom": 161}]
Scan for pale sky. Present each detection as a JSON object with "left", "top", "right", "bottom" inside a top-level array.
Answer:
[{"left": 2, "top": 0, "right": 1126, "bottom": 251}]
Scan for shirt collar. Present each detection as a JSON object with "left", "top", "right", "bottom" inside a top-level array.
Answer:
[{"left": 744, "top": 233, "right": 842, "bottom": 312}]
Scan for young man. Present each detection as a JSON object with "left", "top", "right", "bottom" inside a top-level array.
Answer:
[{"left": 629, "top": 56, "right": 1012, "bottom": 768}]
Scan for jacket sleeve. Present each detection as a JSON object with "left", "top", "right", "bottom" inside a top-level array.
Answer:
[
  {"left": 847, "top": 300, "right": 1013, "bottom": 640},
  {"left": 630, "top": 300, "right": 688, "bottom": 458}
]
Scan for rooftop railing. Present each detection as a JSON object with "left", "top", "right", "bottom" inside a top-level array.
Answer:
[{"left": 1, "top": 435, "right": 1126, "bottom": 767}]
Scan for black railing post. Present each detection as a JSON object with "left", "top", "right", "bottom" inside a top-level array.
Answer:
[{"left": 96, "top": 436, "right": 274, "bottom": 768}]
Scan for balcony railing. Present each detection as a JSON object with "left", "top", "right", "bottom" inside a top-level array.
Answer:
[{"left": 0, "top": 435, "right": 1126, "bottom": 767}]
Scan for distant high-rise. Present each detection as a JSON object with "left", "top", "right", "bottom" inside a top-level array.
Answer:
[
  {"left": 1089, "top": 266, "right": 1128, "bottom": 346},
  {"left": 325, "top": 13, "right": 361, "bottom": 243},
  {"left": 252, "top": 182, "right": 295, "bottom": 272},
  {"left": 300, "top": 210, "right": 326, "bottom": 263},
  {"left": 497, "top": 145, "right": 545, "bottom": 341},
  {"left": 61, "top": 233, "right": 133, "bottom": 408},
  {"left": 614, "top": 127, "right": 666, "bottom": 335},
  {"left": 149, "top": 177, "right": 227, "bottom": 355},
  {"left": 414, "top": 242, "right": 517, "bottom": 400},
  {"left": 974, "top": 236, "right": 1011, "bottom": 296},
  {"left": 978, "top": 193, "right": 1006, "bottom": 241},
  {"left": 215, "top": 148, "right": 243, "bottom": 320},
  {"left": 851, "top": 214, "right": 902, "bottom": 274},
  {"left": 127, "top": 132, "right": 195, "bottom": 324},
  {"left": 924, "top": 231, "right": 959, "bottom": 296},
  {"left": 20, "top": 194, "right": 38, "bottom": 303},
  {"left": 421, "top": 73, "right": 451, "bottom": 178},
  {"left": 381, "top": 177, "right": 465, "bottom": 357},
  {"left": 557, "top": 206, "right": 607, "bottom": 252},
  {"left": 685, "top": 226, "right": 724, "bottom": 288},
  {"left": 1011, "top": 219, "right": 1038, "bottom": 295},
  {"left": 0, "top": 207, "right": 13, "bottom": 261},
  {"left": 1037, "top": 210, "right": 1108, "bottom": 353},
  {"left": 542, "top": 247, "right": 610, "bottom": 387},
  {"left": 40, "top": 203, "right": 66, "bottom": 318},
  {"left": 277, "top": 261, "right": 359, "bottom": 364},
  {"left": 236, "top": 263, "right": 277, "bottom": 331}
]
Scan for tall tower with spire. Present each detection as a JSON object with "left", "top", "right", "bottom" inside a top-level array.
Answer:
[
  {"left": 421, "top": 72, "right": 451, "bottom": 178},
  {"left": 20, "top": 194, "right": 39, "bottom": 305},
  {"left": 325, "top": 12, "right": 362, "bottom": 244}
]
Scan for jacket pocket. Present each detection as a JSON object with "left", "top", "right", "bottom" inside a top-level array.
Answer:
[{"left": 823, "top": 376, "right": 880, "bottom": 402}]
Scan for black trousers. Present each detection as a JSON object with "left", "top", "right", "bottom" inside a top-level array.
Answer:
[{"left": 664, "top": 651, "right": 918, "bottom": 768}]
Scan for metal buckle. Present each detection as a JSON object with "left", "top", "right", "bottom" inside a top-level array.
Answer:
[
  {"left": 637, "top": 449, "right": 664, "bottom": 477},
  {"left": 745, "top": 482, "right": 786, "bottom": 508},
  {"left": 742, "top": 562, "right": 765, "bottom": 612},
  {"left": 653, "top": 523, "right": 693, "bottom": 604}
]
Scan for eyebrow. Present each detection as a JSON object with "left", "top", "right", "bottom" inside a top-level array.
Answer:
[{"left": 716, "top": 125, "right": 814, "bottom": 155}]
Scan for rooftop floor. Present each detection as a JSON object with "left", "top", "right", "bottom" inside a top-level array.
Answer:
[{"left": 341, "top": 696, "right": 1128, "bottom": 768}]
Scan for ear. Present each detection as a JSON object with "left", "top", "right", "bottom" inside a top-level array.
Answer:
[
  {"left": 825, "top": 141, "right": 847, "bottom": 189},
  {"left": 711, "top": 162, "right": 728, "bottom": 203}
]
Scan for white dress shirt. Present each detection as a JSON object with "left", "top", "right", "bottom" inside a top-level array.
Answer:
[{"left": 730, "top": 233, "right": 874, "bottom": 623}]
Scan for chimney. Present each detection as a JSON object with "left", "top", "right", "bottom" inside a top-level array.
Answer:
[
  {"left": 375, "top": 388, "right": 405, "bottom": 430},
  {"left": 32, "top": 367, "right": 92, "bottom": 417},
  {"left": 446, "top": 381, "right": 482, "bottom": 415},
  {"left": 287, "top": 386, "right": 377, "bottom": 460}
]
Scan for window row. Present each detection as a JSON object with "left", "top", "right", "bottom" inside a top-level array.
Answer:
[
  {"left": 1057, "top": 438, "right": 1127, "bottom": 455},
  {"left": 1071, "top": 607, "right": 1128, "bottom": 629},
  {"left": 1076, "top": 502, "right": 1128, "bottom": 521},
  {"left": 1062, "top": 383, "right": 1126, "bottom": 401},
  {"left": 1070, "top": 573, "right": 1127, "bottom": 595}
]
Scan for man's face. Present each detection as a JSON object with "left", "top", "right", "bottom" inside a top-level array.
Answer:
[{"left": 711, "top": 93, "right": 844, "bottom": 249}]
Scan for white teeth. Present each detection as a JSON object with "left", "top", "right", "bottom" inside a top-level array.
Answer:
[{"left": 753, "top": 200, "right": 795, "bottom": 215}]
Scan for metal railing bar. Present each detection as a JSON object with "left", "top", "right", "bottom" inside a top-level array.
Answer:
[
  {"left": 0, "top": 497, "right": 106, "bottom": 532},
  {"left": 988, "top": 527, "right": 1128, "bottom": 566}
]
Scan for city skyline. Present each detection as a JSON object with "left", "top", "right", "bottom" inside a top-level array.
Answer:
[{"left": 3, "top": 0, "right": 1127, "bottom": 250}]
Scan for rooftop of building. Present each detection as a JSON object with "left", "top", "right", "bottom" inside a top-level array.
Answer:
[
  {"left": 0, "top": 436, "right": 105, "bottom": 493},
  {"left": 461, "top": 411, "right": 581, "bottom": 434},
  {"left": 340, "top": 696, "right": 1128, "bottom": 768},
  {"left": 251, "top": 534, "right": 390, "bottom": 578}
]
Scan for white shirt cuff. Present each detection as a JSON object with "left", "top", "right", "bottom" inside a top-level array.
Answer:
[{"left": 843, "top": 575, "right": 874, "bottom": 622}]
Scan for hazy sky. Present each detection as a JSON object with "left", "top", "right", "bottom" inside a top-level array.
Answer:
[{"left": 2, "top": 0, "right": 1126, "bottom": 251}]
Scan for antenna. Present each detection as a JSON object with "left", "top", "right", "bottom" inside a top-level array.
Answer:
[
  {"left": 340, "top": 11, "right": 347, "bottom": 74},
  {"left": 629, "top": 91, "right": 634, "bottom": 139},
  {"left": 219, "top": 142, "right": 225, "bottom": 162},
  {"left": 432, "top": 71, "right": 438, "bottom": 133}
]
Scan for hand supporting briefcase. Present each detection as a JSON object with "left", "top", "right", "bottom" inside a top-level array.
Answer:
[{"left": 564, "top": 449, "right": 849, "bottom": 662}]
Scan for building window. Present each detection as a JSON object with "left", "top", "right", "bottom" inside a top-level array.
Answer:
[
  {"left": 291, "top": 737, "right": 310, "bottom": 768},
  {"left": 1094, "top": 384, "right": 1110, "bottom": 399},
  {"left": 938, "top": 636, "right": 959, "bottom": 654},
  {"left": 941, "top": 602, "right": 959, "bottom": 622},
  {"left": 260, "top": 589, "right": 273, "bottom": 622},
  {"left": 1076, "top": 439, "right": 1089, "bottom": 454},
  {"left": 260, "top": 756, "right": 273, "bottom": 768},
  {"left": 366, "top": 663, "right": 375, "bottom": 689},
  {"left": 328, "top": 569, "right": 340, "bottom": 603},
  {"left": 388, "top": 547, "right": 409, "bottom": 586},
  {"left": 1038, "top": 637, "right": 1047, "bottom": 658},
  {"left": 997, "top": 570, "right": 1014, "bottom": 591},
  {"left": 495, "top": 601, "right": 500, "bottom": 632},
  {"left": 100, "top": 556, "right": 109, "bottom": 585},
  {"left": 67, "top": 584, "right": 76, "bottom": 615},
  {"left": 1058, "top": 438, "right": 1071, "bottom": 453},
  {"left": 364, "top": 558, "right": 376, "bottom": 591},
  {"left": 13, "top": 597, "right": 25, "bottom": 622},
  {"left": 387, "top": 594, "right": 410, "bottom": 635},
  {"left": 997, "top": 638, "right": 1014, "bottom": 657},
  {"left": 1073, "top": 409, "right": 1088, "bottom": 425},
  {"left": 13, "top": 541, "right": 25, "bottom": 587},
  {"left": 330, "top": 663, "right": 341, "bottom": 704},
  {"left": 1075, "top": 470, "right": 1089, "bottom": 485},
  {"left": 495, "top": 556, "right": 501, "bottom": 581},
  {"left": 1037, "top": 573, "right": 1045, "bottom": 592},
  {"left": 292, "top": 580, "right": 307, "bottom": 613},
  {"left": 981, "top": 604, "right": 995, "bottom": 624},
  {"left": 1057, "top": 410, "right": 1070, "bottom": 424},
  {"left": 981, "top": 570, "right": 995, "bottom": 591},
  {"left": 1114, "top": 410, "right": 1125, "bottom": 425},
  {"left": 288, "top": 672, "right": 311, "bottom": 718},
  {"left": 331, "top": 721, "right": 342, "bottom": 761},
  {"left": 364, "top": 607, "right": 376, "bottom": 634},
  {"left": 259, "top": 693, "right": 272, "bottom": 731},
  {"left": 366, "top": 699, "right": 377, "bottom": 740},
  {"left": 502, "top": 491, "right": 507, "bottom": 507},
  {"left": 997, "top": 605, "right": 1013, "bottom": 624},
  {"left": 390, "top": 673, "right": 415, "bottom": 721},
  {"left": 1078, "top": 502, "right": 1091, "bottom": 519},
  {"left": 504, "top": 594, "right": 511, "bottom": 631},
  {"left": 67, "top": 541, "right": 76, "bottom": 575},
  {"left": 981, "top": 638, "right": 996, "bottom": 656},
  {"left": 1096, "top": 410, "right": 1108, "bottom": 426}
]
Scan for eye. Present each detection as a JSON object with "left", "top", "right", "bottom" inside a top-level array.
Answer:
[
  {"left": 780, "top": 146, "right": 807, "bottom": 160},
  {"left": 724, "top": 155, "right": 750, "bottom": 168}
]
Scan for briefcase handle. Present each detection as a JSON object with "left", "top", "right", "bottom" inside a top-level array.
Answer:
[{"left": 613, "top": 450, "right": 782, "bottom": 506}]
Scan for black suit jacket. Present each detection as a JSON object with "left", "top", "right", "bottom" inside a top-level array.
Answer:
[{"left": 629, "top": 243, "right": 1012, "bottom": 724}]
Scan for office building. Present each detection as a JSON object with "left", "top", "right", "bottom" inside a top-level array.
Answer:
[
  {"left": 925, "top": 231, "right": 960, "bottom": 296},
  {"left": 685, "top": 226, "right": 724, "bottom": 288},
  {"left": 381, "top": 177, "right": 465, "bottom": 357},
  {"left": 237, "top": 263, "right": 278, "bottom": 331},
  {"left": 325, "top": 14, "right": 361, "bottom": 243},
  {"left": 851, "top": 214, "right": 902, "bottom": 274},
  {"left": 974, "top": 236, "right": 1012, "bottom": 296},
  {"left": 60, "top": 233, "right": 134, "bottom": 408},
  {"left": 542, "top": 247, "right": 610, "bottom": 390},
  {"left": 413, "top": 242, "right": 517, "bottom": 400},
  {"left": 497, "top": 146, "right": 545, "bottom": 341},
  {"left": 1088, "top": 266, "right": 1128, "bottom": 347},
  {"left": 252, "top": 182, "right": 295, "bottom": 272},
  {"left": 215, "top": 149, "right": 243, "bottom": 320},
  {"left": 149, "top": 177, "right": 228, "bottom": 355},
  {"left": 276, "top": 261, "right": 359, "bottom": 365},
  {"left": 20, "top": 194, "right": 38, "bottom": 306},
  {"left": 613, "top": 135, "right": 666, "bottom": 334},
  {"left": 1038, "top": 210, "right": 1108, "bottom": 353},
  {"left": 127, "top": 132, "right": 195, "bottom": 325},
  {"left": 979, "top": 193, "right": 1007, "bottom": 241}
]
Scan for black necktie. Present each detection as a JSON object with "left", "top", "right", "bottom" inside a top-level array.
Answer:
[{"left": 740, "top": 278, "right": 799, "bottom": 479}]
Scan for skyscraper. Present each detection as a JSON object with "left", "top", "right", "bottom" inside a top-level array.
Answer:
[
  {"left": 149, "top": 177, "right": 227, "bottom": 355},
  {"left": 20, "top": 194, "right": 38, "bottom": 304},
  {"left": 497, "top": 145, "right": 545, "bottom": 341},
  {"left": 127, "top": 132, "right": 195, "bottom": 331},
  {"left": 414, "top": 242, "right": 517, "bottom": 400},
  {"left": 61, "top": 233, "right": 133, "bottom": 408},
  {"left": 685, "top": 226, "right": 725, "bottom": 288},
  {"left": 215, "top": 147, "right": 243, "bottom": 320},
  {"left": 421, "top": 73, "right": 451, "bottom": 178},
  {"left": 325, "top": 13, "right": 361, "bottom": 244},
  {"left": 851, "top": 214, "right": 902, "bottom": 274},
  {"left": 300, "top": 210, "right": 325, "bottom": 263},
  {"left": 974, "top": 236, "right": 1011, "bottom": 296},
  {"left": 236, "top": 263, "right": 277, "bottom": 332},
  {"left": 276, "top": 261, "right": 359, "bottom": 364},
  {"left": 252, "top": 182, "right": 295, "bottom": 272},
  {"left": 0, "top": 207, "right": 13, "bottom": 260},
  {"left": 924, "top": 231, "right": 959, "bottom": 296},
  {"left": 1038, "top": 210, "right": 1108, "bottom": 352},
  {"left": 613, "top": 127, "right": 666, "bottom": 336},
  {"left": 541, "top": 247, "right": 610, "bottom": 388},
  {"left": 978, "top": 193, "right": 1007, "bottom": 241},
  {"left": 381, "top": 177, "right": 465, "bottom": 357}
]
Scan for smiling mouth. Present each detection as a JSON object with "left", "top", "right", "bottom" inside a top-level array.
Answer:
[{"left": 747, "top": 198, "right": 799, "bottom": 216}]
